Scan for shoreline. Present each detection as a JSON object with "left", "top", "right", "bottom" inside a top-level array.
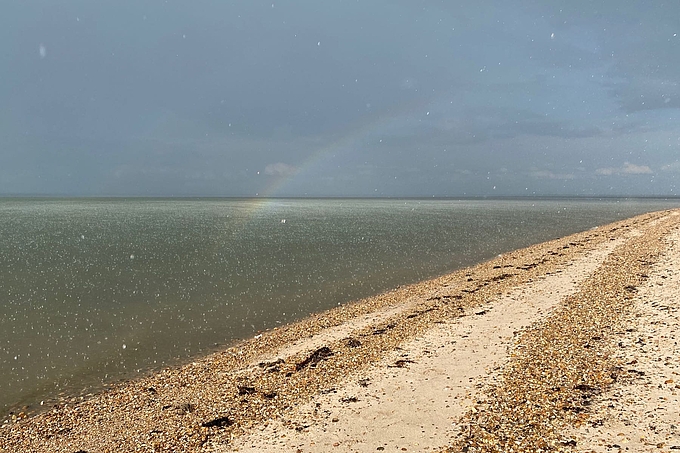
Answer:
[{"left": 2, "top": 210, "right": 679, "bottom": 452}]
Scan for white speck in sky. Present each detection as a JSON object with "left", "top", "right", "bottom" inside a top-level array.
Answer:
[
  {"left": 183, "top": 34, "right": 186, "bottom": 39},
  {"left": 550, "top": 32, "right": 555, "bottom": 39},
  {"left": 317, "top": 41, "right": 321, "bottom": 46},
  {"left": 39, "top": 44, "right": 47, "bottom": 59},
  {"left": 426, "top": 111, "right": 430, "bottom": 115}
]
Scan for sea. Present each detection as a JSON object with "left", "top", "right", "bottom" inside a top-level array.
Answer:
[{"left": 1, "top": 197, "right": 679, "bottom": 415}]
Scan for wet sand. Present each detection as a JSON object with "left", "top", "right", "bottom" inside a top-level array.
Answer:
[{"left": 1, "top": 210, "right": 679, "bottom": 452}]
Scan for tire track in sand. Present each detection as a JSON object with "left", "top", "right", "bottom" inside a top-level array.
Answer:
[{"left": 227, "top": 233, "right": 630, "bottom": 452}]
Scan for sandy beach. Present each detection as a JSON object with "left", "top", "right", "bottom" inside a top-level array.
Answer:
[{"left": 2, "top": 209, "right": 679, "bottom": 453}]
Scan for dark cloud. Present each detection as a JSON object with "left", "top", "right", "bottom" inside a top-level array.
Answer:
[
  {"left": 608, "top": 77, "right": 680, "bottom": 113},
  {"left": 1, "top": 1, "right": 679, "bottom": 196}
]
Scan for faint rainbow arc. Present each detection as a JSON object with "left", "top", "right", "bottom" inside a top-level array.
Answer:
[{"left": 258, "top": 97, "right": 432, "bottom": 199}]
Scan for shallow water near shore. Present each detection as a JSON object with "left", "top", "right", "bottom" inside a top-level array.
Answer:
[{"left": 1, "top": 197, "right": 679, "bottom": 415}]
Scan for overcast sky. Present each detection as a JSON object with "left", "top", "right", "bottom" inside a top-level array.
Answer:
[{"left": 1, "top": 1, "right": 679, "bottom": 197}]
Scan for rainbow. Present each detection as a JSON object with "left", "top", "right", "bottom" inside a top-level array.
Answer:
[{"left": 258, "top": 95, "right": 434, "bottom": 199}]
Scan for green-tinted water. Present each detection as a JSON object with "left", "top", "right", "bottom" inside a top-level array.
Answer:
[{"left": 1, "top": 198, "right": 678, "bottom": 415}]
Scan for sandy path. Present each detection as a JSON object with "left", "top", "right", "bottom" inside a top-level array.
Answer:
[
  {"left": 227, "top": 236, "right": 628, "bottom": 452},
  {"left": 567, "top": 220, "right": 680, "bottom": 452}
]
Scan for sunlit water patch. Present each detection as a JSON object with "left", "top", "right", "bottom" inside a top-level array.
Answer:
[{"left": 1, "top": 197, "right": 678, "bottom": 415}]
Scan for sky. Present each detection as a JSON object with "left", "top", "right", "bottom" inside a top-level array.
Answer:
[{"left": 1, "top": 1, "right": 679, "bottom": 197}]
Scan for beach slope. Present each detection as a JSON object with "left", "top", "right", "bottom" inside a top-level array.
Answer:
[{"left": 1, "top": 210, "right": 679, "bottom": 452}]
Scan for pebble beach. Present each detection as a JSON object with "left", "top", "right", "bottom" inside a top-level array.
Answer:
[{"left": 2, "top": 209, "right": 679, "bottom": 453}]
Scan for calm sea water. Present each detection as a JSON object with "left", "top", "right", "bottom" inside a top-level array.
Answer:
[{"left": 1, "top": 197, "right": 678, "bottom": 415}]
